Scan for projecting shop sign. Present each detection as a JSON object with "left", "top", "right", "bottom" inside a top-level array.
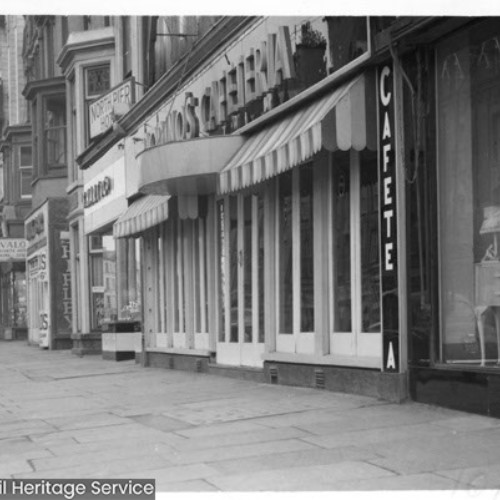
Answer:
[
  {"left": 88, "top": 77, "right": 135, "bottom": 140},
  {"left": 0, "top": 238, "right": 27, "bottom": 261},
  {"left": 378, "top": 63, "right": 400, "bottom": 373}
]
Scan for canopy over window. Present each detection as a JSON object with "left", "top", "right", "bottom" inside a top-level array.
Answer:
[
  {"left": 219, "top": 72, "right": 376, "bottom": 194},
  {"left": 113, "top": 195, "right": 169, "bottom": 238}
]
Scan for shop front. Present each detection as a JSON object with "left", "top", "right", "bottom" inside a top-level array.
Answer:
[
  {"left": 0, "top": 239, "right": 28, "bottom": 340},
  {"left": 402, "top": 19, "right": 500, "bottom": 416},
  {"left": 81, "top": 145, "right": 142, "bottom": 359},
  {"left": 25, "top": 199, "right": 72, "bottom": 349},
  {"left": 128, "top": 16, "right": 407, "bottom": 400}
]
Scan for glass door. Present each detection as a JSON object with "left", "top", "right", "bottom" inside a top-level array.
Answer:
[{"left": 218, "top": 193, "right": 265, "bottom": 367}]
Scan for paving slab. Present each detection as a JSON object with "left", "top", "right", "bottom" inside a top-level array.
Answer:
[
  {"left": 206, "top": 461, "right": 395, "bottom": 491},
  {"left": 169, "top": 426, "right": 311, "bottom": 451},
  {"left": 43, "top": 412, "right": 131, "bottom": 431},
  {"left": 157, "top": 479, "right": 219, "bottom": 491},
  {"left": 435, "top": 464, "right": 500, "bottom": 489},
  {"left": 331, "top": 472, "right": 466, "bottom": 491},
  {"left": 109, "top": 463, "right": 221, "bottom": 484},
  {"left": 210, "top": 445, "right": 381, "bottom": 475},
  {"left": 2, "top": 341, "right": 500, "bottom": 493},
  {"left": 168, "top": 438, "right": 319, "bottom": 465}
]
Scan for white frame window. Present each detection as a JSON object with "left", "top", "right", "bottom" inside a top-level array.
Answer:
[
  {"left": 275, "top": 164, "right": 315, "bottom": 355},
  {"left": 328, "top": 150, "right": 381, "bottom": 360},
  {"left": 19, "top": 145, "right": 33, "bottom": 199}
]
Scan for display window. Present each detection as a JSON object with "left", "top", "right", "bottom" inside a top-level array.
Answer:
[
  {"left": 437, "top": 21, "right": 500, "bottom": 366},
  {"left": 143, "top": 209, "right": 211, "bottom": 351},
  {"left": 276, "top": 164, "right": 315, "bottom": 353},
  {"left": 328, "top": 150, "right": 381, "bottom": 359},
  {"left": 89, "top": 232, "right": 142, "bottom": 331}
]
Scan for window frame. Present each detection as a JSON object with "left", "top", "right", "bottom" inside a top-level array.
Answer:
[{"left": 19, "top": 145, "right": 33, "bottom": 199}]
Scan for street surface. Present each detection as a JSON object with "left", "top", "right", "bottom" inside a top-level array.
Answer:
[{"left": 1, "top": 341, "right": 500, "bottom": 492}]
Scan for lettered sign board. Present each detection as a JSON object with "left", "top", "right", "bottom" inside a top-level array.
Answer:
[{"left": 378, "top": 63, "right": 400, "bottom": 373}]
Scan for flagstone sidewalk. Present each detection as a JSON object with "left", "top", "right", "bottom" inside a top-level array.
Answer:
[{"left": 1, "top": 341, "right": 500, "bottom": 492}]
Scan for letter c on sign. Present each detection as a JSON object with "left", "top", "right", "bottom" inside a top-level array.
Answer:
[{"left": 380, "top": 66, "right": 392, "bottom": 107}]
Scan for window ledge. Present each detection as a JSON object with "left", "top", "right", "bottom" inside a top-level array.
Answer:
[
  {"left": 146, "top": 346, "right": 212, "bottom": 357},
  {"left": 262, "top": 352, "right": 381, "bottom": 370}
]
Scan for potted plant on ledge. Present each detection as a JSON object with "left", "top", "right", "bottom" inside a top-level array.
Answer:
[{"left": 293, "top": 21, "right": 327, "bottom": 92}]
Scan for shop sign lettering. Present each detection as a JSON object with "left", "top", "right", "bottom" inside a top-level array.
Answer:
[
  {"left": 60, "top": 234, "right": 72, "bottom": 328},
  {"left": 89, "top": 78, "right": 135, "bottom": 139},
  {"left": 144, "top": 26, "right": 295, "bottom": 148},
  {"left": 84, "top": 176, "right": 112, "bottom": 208},
  {"left": 378, "top": 63, "right": 400, "bottom": 373},
  {"left": 0, "top": 239, "right": 27, "bottom": 261},
  {"left": 26, "top": 213, "right": 45, "bottom": 241},
  {"left": 380, "top": 65, "right": 396, "bottom": 273},
  {"left": 40, "top": 313, "right": 49, "bottom": 331},
  {"left": 28, "top": 253, "right": 47, "bottom": 277}
]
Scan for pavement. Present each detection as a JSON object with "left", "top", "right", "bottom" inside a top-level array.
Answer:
[{"left": 1, "top": 342, "right": 500, "bottom": 494}]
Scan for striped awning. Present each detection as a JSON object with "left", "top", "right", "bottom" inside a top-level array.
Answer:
[
  {"left": 113, "top": 195, "right": 170, "bottom": 238},
  {"left": 219, "top": 72, "right": 376, "bottom": 194}
]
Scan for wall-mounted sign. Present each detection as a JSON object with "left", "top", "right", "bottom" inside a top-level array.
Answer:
[
  {"left": 378, "top": 63, "right": 399, "bottom": 373},
  {"left": 143, "top": 25, "right": 297, "bottom": 149},
  {"left": 0, "top": 238, "right": 27, "bottom": 261},
  {"left": 89, "top": 78, "right": 135, "bottom": 140},
  {"left": 59, "top": 232, "right": 72, "bottom": 329},
  {"left": 26, "top": 213, "right": 45, "bottom": 241},
  {"left": 28, "top": 252, "right": 47, "bottom": 278},
  {"left": 83, "top": 176, "right": 112, "bottom": 208}
]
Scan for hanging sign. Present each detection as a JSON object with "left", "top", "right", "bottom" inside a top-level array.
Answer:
[
  {"left": 378, "top": 63, "right": 400, "bottom": 373},
  {"left": 89, "top": 78, "right": 135, "bottom": 140}
]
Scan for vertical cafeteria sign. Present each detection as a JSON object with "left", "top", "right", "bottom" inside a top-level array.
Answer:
[{"left": 379, "top": 63, "right": 399, "bottom": 373}]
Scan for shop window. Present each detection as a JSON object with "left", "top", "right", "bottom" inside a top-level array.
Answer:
[
  {"left": 278, "top": 171, "right": 294, "bottom": 334},
  {"left": 437, "top": 22, "right": 500, "bottom": 366},
  {"left": 218, "top": 200, "right": 226, "bottom": 342},
  {"left": 43, "top": 95, "right": 66, "bottom": 169},
  {"left": 123, "top": 238, "right": 142, "bottom": 323},
  {"left": 331, "top": 154, "right": 351, "bottom": 331},
  {"left": 229, "top": 196, "right": 239, "bottom": 342},
  {"left": 193, "top": 218, "right": 209, "bottom": 335},
  {"left": 277, "top": 165, "right": 315, "bottom": 335},
  {"left": 89, "top": 234, "right": 116, "bottom": 330},
  {"left": 19, "top": 145, "right": 32, "bottom": 198},
  {"left": 329, "top": 150, "right": 381, "bottom": 357}
]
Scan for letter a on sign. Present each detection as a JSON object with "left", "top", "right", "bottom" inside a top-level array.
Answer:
[{"left": 386, "top": 342, "right": 396, "bottom": 370}]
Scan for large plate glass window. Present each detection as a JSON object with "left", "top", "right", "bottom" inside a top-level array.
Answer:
[
  {"left": 437, "top": 21, "right": 500, "bottom": 366},
  {"left": 329, "top": 150, "right": 381, "bottom": 360},
  {"left": 276, "top": 164, "right": 315, "bottom": 354}
]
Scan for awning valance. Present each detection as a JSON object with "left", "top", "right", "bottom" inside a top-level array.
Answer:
[
  {"left": 219, "top": 72, "right": 376, "bottom": 194},
  {"left": 113, "top": 195, "right": 170, "bottom": 238}
]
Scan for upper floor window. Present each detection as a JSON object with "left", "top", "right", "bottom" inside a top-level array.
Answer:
[
  {"left": 43, "top": 95, "right": 66, "bottom": 169},
  {"left": 122, "top": 17, "right": 132, "bottom": 77},
  {"left": 19, "top": 145, "right": 33, "bottom": 198}
]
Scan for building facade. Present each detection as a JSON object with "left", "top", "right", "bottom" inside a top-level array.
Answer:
[
  {"left": 2, "top": 15, "right": 500, "bottom": 418},
  {"left": 0, "top": 15, "right": 30, "bottom": 341}
]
